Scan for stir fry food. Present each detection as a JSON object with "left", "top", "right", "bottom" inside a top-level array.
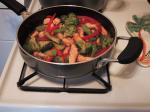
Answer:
[{"left": 23, "top": 13, "right": 113, "bottom": 63}]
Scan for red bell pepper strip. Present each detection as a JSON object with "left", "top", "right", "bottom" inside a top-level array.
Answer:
[
  {"left": 45, "top": 56, "right": 54, "bottom": 62},
  {"left": 56, "top": 48, "right": 70, "bottom": 63},
  {"left": 46, "top": 15, "right": 52, "bottom": 18},
  {"left": 95, "top": 45, "right": 111, "bottom": 56},
  {"left": 49, "top": 25, "right": 60, "bottom": 35},
  {"left": 56, "top": 49, "right": 63, "bottom": 56},
  {"left": 78, "top": 16, "right": 102, "bottom": 33},
  {"left": 82, "top": 30, "right": 99, "bottom": 41},
  {"left": 45, "top": 13, "right": 56, "bottom": 32},
  {"left": 50, "top": 25, "right": 60, "bottom": 32},
  {"left": 37, "top": 36, "right": 49, "bottom": 41}
]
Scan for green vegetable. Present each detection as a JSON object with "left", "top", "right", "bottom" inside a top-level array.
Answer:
[
  {"left": 76, "top": 40, "right": 85, "bottom": 49},
  {"left": 60, "top": 15, "right": 68, "bottom": 23},
  {"left": 35, "top": 25, "right": 45, "bottom": 32},
  {"left": 68, "top": 13, "right": 76, "bottom": 18},
  {"left": 54, "top": 43, "right": 65, "bottom": 50},
  {"left": 24, "top": 36, "right": 40, "bottom": 53},
  {"left": 81, "top": 43, "right": 92, "bottom": 56},
  {"left": 38, "top": 41, "right": 50, "bottom": 48},
  {"left": 82, "top": 24, "right": 92, "bottom": 35},
  {"left": 54, "top": 27, "right": 65, "bottom": 34},
  {"left": 54, "top": 24, "right": 77, "bottom": 36},
  {"left": 101, "top": 37, "right": 113, "bottom": 48},
  {"left": 38, "top": 41, "right": 54, "bottom": 52},
  {"left": 45, "top": 32, "right": 61, "bottom": 44},
  {"left": 89, "top": 36, "right": 98, "bottom": 42},
  {"left": 64, "top": 13, "right": 79, "bottom": 25},
  {"left": 23, "top": 43, "right": 33, "bottom": 53},
  {"left": 51, "top": 49, "right": 57, "bottom": 56},
  {"left": 56, "top": 13, "right": 79, "bottom": 36},
  {"left": 64, "top": 25, "right": 76, "bottom": 37},
  {"left": 91, "top": 44, "right": 98, "bottom": 56},
  {"left": 76, "top": 41, "right": 92, "bottom": 56},
  {"left": 45, "top": 49, "right": 57, "bottom": 56},
  {"left": 53, "top": 56, "right": 63, "bottom": 63}
]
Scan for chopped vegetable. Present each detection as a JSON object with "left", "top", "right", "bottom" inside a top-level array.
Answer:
[
  {"left": 69, "top": 44, "right": 78, "bottom": 63},
  {"left": 82, "top": 24, "right": 92, "bottom": 35},
  {"left": 39, "top": 41, "right": 54, "bottom": 52},
  {"left": 54, "top": 43, "right": 65, "bottom": 50},
  {"left": 64, "top": 13, "right": 79, "bottom": 25},
  {"left": 23, "top": 13, "right": 113, "bottom": 63},
  {"left": 100, "top": 36, "right": 113, "bottom": 48},
  {"left": 64, "top": 25, "right": 77, "bottom": 37},
  {"left": 36, "top": 25, "right": 45, "bottom": 32},
  {"left": 77, "top": 55, "right": 93, "bottom": 62},
  {"left": 53, "top": 56, "right": 64, "bottom": 63},
  {"left": 45, "top": 49, "right": 57, "bottom": 57},
  {"left": 82, "top": 30, "right": 99, "bottom": 41},
  {"left": 46, "top": 13, "right": 56, "bottom": 32},
  {"left": 45, "top": 32, "right": 61, "bottom": 44},
  {"left": 24, "top": 36, "right": 40, "bottom": 53}
]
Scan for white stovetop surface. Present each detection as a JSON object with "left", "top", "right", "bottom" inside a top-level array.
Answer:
[{"left": 0, "top": 0, "right": 150, "bottom": 112}]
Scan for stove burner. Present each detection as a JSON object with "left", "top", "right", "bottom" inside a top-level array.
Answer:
[{"left": 17, "top": 63, "right": 112, "bottom": 94}]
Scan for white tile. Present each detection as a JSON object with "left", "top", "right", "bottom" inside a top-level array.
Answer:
[
  {"left": 0, "top": 10, "right": 22, "bottom": 41},
  {"left": 0, "top": 41, "right": 14, "bottom": 74}
]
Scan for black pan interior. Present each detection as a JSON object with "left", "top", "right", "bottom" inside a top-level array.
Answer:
[{"left": 18, "top": 6, "right": 116, "bottom": 46}]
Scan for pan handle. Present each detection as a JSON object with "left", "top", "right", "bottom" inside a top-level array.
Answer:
[
  {"left": 0, "top": 0, "right": 26, "bottom": 15},
  {"left": 116, "top": 37, "right": 143, "bottom": 64},
  {"left": 96, "top": 37, "right": 143, "bottom": 69}
]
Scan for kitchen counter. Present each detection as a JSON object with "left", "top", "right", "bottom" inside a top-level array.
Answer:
[{"left": 0, "top": 0, "right": 150, "bottom": 112}]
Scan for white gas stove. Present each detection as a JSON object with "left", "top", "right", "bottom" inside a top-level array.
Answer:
[{"left": 0, "top": 0, "right": 150, "bottom": 112}]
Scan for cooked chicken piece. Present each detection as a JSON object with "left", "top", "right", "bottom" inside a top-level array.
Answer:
[
  {"left": 78, "top": 27, "right": 84, "bottom": 37},
  {"left": 63, "top": 47, "right": 70, "bottom": 55},
  {"left": 77, "top": 55, "right": 93, "bottom": 62},
  {"left": 33, "top": 52, "right": 48, "bottom": 59},
  {"left": 85, "top": 23, "right": 97, "bottom": 29},
  {"left": 101, "top": 26, "right": 108, "bottom": 36},
  {"left": 96, "top": 38, "right": 101, "bottom": 45},
  {"left": 53, "top": 18, "right": 61, "bottom": 25},
  {"left": 73, "top": 33, "right": 83, "bottom": 42},
  {"left": 69, "top": 44, "right": 78, "bottom": 63},
  {"left": 62, "top": 38, "right": 74, "bottom": 46},
  {"left": 38, "top": 31, "right": 45, "bottom": 38},
  {"left": 43, "top": 18, "right": 50, "bottom": 25},
  {"left": 57, "top": 33, "right": 64, "bottom": 40},
  {"left": 31, "top": 31, "right": 39, "bottom": 37}
]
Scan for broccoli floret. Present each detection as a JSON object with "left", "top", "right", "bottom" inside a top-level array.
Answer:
[
  {"left": 64, "top": 13, "right": 79, "bottom": 26},
  {"left": 64, "top": 25, "right": 77, "bottom": 37},
  {"left": 82, "top": 24, "right": 92, "bottom": 35},
  {"left": 60, "top": 15, "right": 68, "bottom": 23},
  {"left": 100, "top": 35, "right": 113, "bottom": 48},
  {"left": 54, "top": 26, "right": 65, "bottom": 34}
]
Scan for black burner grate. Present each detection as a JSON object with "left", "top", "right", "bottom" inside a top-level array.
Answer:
[{"left": 17, "top": 63, "right": 112, "bottom": 94}]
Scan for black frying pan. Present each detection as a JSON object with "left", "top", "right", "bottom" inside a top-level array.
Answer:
[{"left": 0, "top": 0, "right": 143, "bottom": 78}]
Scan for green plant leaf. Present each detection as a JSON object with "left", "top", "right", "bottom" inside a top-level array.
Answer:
[
  {"left": 132, "top": 15, "right": 146, "bottom": 27},
  {"left": 127, "top": 22, "right": 141, "bottom": 32},
  {"left": 143, "top": 25, "right": 150, "bottom": 33},
  {"left": 132, "top": 15, "right": 142, "bottom": 24}
]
